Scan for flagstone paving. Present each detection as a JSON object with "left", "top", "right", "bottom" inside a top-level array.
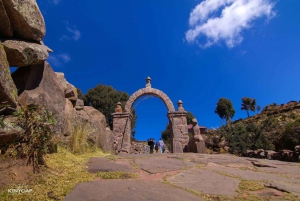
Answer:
[{"left": 65, "top": 153, "right": 300, "bottom": 201}]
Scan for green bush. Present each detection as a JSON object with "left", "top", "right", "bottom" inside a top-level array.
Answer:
[
  {"left": 12, "top": 103, "right": 56, "bottom": 173},
  {"left": 220, "top": 121, "right": 273, "bottom": 154},
  {"left": 280, "top": 118, "right": 300, "bottom": 150}
]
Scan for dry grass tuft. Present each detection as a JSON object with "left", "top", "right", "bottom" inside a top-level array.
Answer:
[
  {"left": 0, "top": 146, "right": 107, "bottom": 201},
  {"left": 69, "top": 121, "right": 96, "bottom": 154}
]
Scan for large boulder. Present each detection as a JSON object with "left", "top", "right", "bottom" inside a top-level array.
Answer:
[
  {"left": 11, "top": 62, "right": 65, "bottom": 135},
  {"left": 2, "top": 0, "right": 45, "bottom": 41},
  {"left": 2, "top": 39, "right": 50, "bottom": 67},
  {"left": 0, "top": 42, "right": 17, "bottom": 113},
  {"left": 0, "top": 0, "right": 13, "bottom": 37},
  {"left": 76, "top": 106, "right": 113, "bottom": 152}
]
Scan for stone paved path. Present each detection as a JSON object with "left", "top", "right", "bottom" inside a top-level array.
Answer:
[{"left": 65, "top": 153, "right": 300, "bottom": 201}]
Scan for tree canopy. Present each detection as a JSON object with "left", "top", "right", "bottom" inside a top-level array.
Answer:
[
  {"left": 241, "top": 97, "right": 257, "bottom": 117},
  {"left": 83, "top": 84, "right": 137, "bottom": 137},
  {"left": 215, "top": 98, "right": 235, "bottom": 125}
]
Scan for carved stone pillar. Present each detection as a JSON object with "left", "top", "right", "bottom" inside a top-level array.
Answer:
[
  {"left": 111, "top": 112, "right": 131, "bottom": 154},
  {"left": 168, "top": 111, "right": 189, "bottom": 153}
]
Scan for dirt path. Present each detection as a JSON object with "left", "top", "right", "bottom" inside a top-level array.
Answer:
[{"left": 65, "top": 153, "right": 300, "bottom": 201}]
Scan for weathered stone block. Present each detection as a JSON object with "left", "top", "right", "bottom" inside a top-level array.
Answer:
[
  {"left": 2, "top": 39, "right": 50, "bottom": 67},
  {"left": 0, "top": 42, "right": 17, "bottom": 113},
  {"left": 65, "top": 82, "right": 78, "bottom": 102},
  {"left": 75, "top": 99, "right": 84, "bottom": 110},
  {"left": 0, "top": 0, "right": 13, "bottom": 37},
  {"left": 12, "top": 62, "right": 65, "bottom": 135},
  {"left": 2, "top": 0, "right": 46, "bottom": 41}
]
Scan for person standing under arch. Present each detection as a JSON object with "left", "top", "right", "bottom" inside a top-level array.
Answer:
[{"left": 158, "top": 138, "right": 165, "bottom": 153}]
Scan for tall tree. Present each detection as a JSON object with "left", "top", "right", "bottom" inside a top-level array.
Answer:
[
  {"left": 83, "top": 84, "right": 137, "bottom": 137},
  {"left": 241, "top": 97, "right": 257, "bottom": 117},
  {"left": 215, "top": 98, "right": 235, "bottom": 125}
]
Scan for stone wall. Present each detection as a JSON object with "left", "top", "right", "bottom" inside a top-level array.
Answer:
[{"left": 130, "top": 141, "right": 150, "bottom": 154}]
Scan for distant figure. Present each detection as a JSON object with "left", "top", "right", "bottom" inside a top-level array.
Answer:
[
  {"left": 147, "top": 138, "right": 155, "bottom": 154},
  {"left": 158, "top": 138, "right": 165, "bottom": 153},
  {"left": 155, "top": 141, "right": 159, "bottom": 153}
]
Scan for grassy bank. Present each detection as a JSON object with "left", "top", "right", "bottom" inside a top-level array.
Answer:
[{"left": 0, "top": 146, "right": 108, "bottom": 201}]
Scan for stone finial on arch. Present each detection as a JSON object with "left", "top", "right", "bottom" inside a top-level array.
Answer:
[{"left": 125, "top": 88, "right": 175, "bottom": 112}]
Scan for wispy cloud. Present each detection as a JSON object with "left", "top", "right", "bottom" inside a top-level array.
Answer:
[
  {"left": 185, "top": 0, "right": 276, "bottom": 48},
  {"left": 47, "top": 53, "right": 71, "bottom": 67},
  {"left": 48, "top": 0, "right": 60, "bottom": 5},
  {"left": 60, "top": 23, "right": 81, "bottom": 41}
]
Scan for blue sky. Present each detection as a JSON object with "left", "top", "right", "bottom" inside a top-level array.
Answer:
[{"left": 38, "top": 0, "right": 300, "bottom": 141}]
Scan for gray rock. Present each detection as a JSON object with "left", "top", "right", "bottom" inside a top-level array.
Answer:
[
  {"left": 99, "top": 127, "right": 114, "bottom": 154},
  {"left": 2, "top": 0, "right": 45, "bottom": 41},
  {"left": 86, "top": 157, "right": 134, "bottom": 173},
  {"left": 11, "top": 62, "right": 65, "bottom": 135},
  {"left": 134, "top": 156, "right": 196, "bottom": 173},
  {"left": 63, "top": 98, "right": 78, "bottom": 137},
  {"left": 0, "top": 0, "right": 13, "bottom": 37},
  {"left": 75, "top": 106, "right": 112, "bottom": 152},
  {"left": 65, "top": 82, "right": 78, "bottom": 102},
  {"left": 167, "top": 168, "right": 240, "bottom": 196},
  {"left": 2, "top": 39, "right": 50, "bottom": 67},
  {"left": 0, "top": 116, "right": 22, "bottom": 147},
  {"left": 55, "top": 72, "right": 68, "bottom": 93},
  {"left": 0, "top": 42, "right": 17, "bottom": 113},
  {"left": 64, "top": 180, "right": 203, "bottom": 201},
  {"left": 74, "top": 99, "right": 84, "bottom": 110}
]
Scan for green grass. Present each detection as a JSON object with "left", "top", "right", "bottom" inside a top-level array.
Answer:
[
  {"left": 96, "top": 171, "right": 138, "bottom": 179},
  {"left": 238, "top": 180, "right": 265, "bottom": 191}
]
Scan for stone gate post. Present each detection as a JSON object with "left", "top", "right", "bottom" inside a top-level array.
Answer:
[
  {"left": 112, "top": 110, "right": 132, "bottom": 154},
  {"left": 168, "top": 100, "right": 189, "bottom": 153}
]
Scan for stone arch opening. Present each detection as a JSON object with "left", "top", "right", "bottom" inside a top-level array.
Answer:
[{"left": 112, "top": 77, "right": 189, "bottom": 154}]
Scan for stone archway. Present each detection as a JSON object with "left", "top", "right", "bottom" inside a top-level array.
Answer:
[{"left": 112, "top": 77, "right": 189, "bottom": 154}]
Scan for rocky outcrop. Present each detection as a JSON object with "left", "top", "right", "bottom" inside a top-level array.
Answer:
[
  {"left": 55, "top": 72, "right": 67, "bottom": 92},
  {"left": 100, "top": 127, "right": 115, "bottom": 154},
  {"left": 0, "top": 116, "right": 22, "bottom": 149},
  {"left": 2, "top": 39, "right": 50, "bottom": 67},
  {"left": 0, "top": 42, "right": 17, "bottom": 113},
  {"left": 82, "top": 107, "right": 114, "bottom": 153},
  {"left": 75, "top": 99, "right": 84, "bottom": 110},
  {"left": 0, "top": 0, "right": 13, "bottom": 37},
  {"left": 11, "top": 62, "right": 65, "bottom": 135},
  {"left": 2, "top": 0, "right": 45, "bottom": 41},
  {"left": 65, "top": 82, "right": 78, "bottom": 102},
  {"left": 63, "top": 98, "right": 79, "bottom": 138},
  {"left": 0, "top": 0, "right": 114, "bottom": 154}
]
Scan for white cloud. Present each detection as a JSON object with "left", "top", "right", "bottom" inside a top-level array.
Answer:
[
  {"left": 185, "top": 0, "right": 276, "bottom": 48},
  {"left": 49, "top": 0, "right": 60, "bottom": 5},
  {"left": 60, "top": 23, "right": 81, "bottom": 41},
  {"left": 47, "top": 53, "right": 71, "bottom": 67}
]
